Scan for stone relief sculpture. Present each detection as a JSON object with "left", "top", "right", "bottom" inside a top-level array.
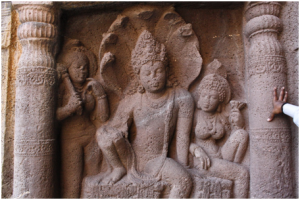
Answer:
[
  {"left": 96, "top": 5, "right": 202, "bottom": 97},
  {"left": 80, "top": 5, "right": 203, "bottom": 198},
  {"left": 83, "top": 30, "right": 194, "bottom": 199},
  {"left": 56, "top": 39, "right": 110, "bottom": 198},
  {"left": 54, "top": 5, "right": 251, "bottom": 199},
  {"left": 7, "top": 2, "right": 297, "bottom": 199},
  {"left": 189, "top": 60, "right": 249, "bottom": 198}
]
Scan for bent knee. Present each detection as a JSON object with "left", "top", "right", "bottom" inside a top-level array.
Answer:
[
  {"left": 163, "top": 159, "right": 193, "bottom": 187},
  {"left": 96, "top": 128, "right": 111, "bottom": 148},
  {"left": 96, "top": 127, "right": 105, "bottom": 141}
]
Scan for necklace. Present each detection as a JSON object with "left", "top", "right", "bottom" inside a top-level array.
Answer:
[{"left": 144, "top": 90, "right": 169, "bottom": 109}]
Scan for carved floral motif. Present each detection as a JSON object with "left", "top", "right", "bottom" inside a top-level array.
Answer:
[{"left": 17, "top": 67, "right": 56, "bottom": 86}]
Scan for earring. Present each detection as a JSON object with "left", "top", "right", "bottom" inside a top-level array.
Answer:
[{"left": 138, "top": 84, "right": 145, "bottom": 93}]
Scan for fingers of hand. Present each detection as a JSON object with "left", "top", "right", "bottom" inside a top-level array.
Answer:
[
  {"left": 200, "top": 159, "right": 204, "bottom": 169},
  {"left": 206, "top": 157, "right": 210, "bottom": 168},
  {"left": 279, "top": 87, "right": 285, "bottom": 101},
  {"left": 267, "top": 113, "right": 275, "bottom": 122},
  {"left": 283, "top": 91, "right": 288, "bottom": 102},
  {"left": 273, "top": 87, "right": 278, "bottom": 101},
  {"left": 200, "top": 157, "right": 209, "bottom": 170}
]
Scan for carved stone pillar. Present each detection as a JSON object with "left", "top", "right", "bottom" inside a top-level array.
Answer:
[
  {"left": 12, "top": 2, "right": 58, "bottom": 198},
  {"left": 244, "top": 2, "right": 293, "bottom": 198}
]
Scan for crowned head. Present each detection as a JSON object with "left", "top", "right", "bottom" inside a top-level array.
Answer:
[{"left": 131, "top": 30, "right": 169, "bottom": 93}]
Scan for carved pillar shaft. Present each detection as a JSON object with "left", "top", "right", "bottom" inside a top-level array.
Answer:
[
  {"left": 13, "top": 2, "right": 57, "bottom": 198},
  {"left": 244, "top": 2, "right": 293, "bottom": 198}
]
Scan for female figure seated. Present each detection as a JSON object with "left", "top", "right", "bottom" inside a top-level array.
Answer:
[
  {"left": 56, "top": 40, "right": 110, "bottom": 198},
  {"left": 96, "top": 30, "right": 193, "bottom": 198},
  {"left": 190, "top": 72, "right": 249, "bottom": 198}
]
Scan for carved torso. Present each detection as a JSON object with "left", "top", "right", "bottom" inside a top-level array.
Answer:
[
  {"left": 194, "top": 110, "right": 227, "bottom": 158},
  {"left": 130, "top": 88, "right": 175, "bottom": 171},
  {"left": 58, "top": 81, "right": 96, "bottom": 140},
  {"left": 111, "top": 87, "right": 193, "bottom": 172}
]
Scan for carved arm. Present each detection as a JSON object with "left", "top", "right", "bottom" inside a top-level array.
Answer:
[{"left": 86, "top": 78, "right": 110, "bottom": 123}]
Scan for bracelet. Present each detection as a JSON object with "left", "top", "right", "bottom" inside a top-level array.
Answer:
[
  {"left": 281, "top": 102, "right": 287, "bottom": 113},
  {"left": 97, "top": 94, "right": 107, "bottom": 100}
]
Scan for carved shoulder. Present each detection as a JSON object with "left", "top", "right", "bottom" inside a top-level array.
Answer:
[{"left": 175, "top": 87, "right": 194, "bottom": 118}]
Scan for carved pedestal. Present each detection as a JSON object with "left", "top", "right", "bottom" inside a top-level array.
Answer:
[
  {"left": 82, "top": 176, "right": 167, "bottom": 198},
  {"left": 13, "top": 2, "right": 58, "bottom": 198},
  {"left": 190, "top": 176, "right": 232, "bottom": 199},
  {"left": 244, "top": 2, "right": 293, "bottom": 198}
]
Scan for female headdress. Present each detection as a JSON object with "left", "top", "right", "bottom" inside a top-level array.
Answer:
[{"left": 197, "top": 59, "right": 231, "bottom": 109}]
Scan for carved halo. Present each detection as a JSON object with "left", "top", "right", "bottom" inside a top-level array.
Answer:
[{"left": 97, "top": 5, "right": 203, "bottom": 96}]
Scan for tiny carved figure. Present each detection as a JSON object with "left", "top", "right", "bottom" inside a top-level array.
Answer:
[
  {"left": 222, "top": 100, "right": 248, "bottom": 163},
  {"left": 96, "top": 30, "right": 194, "bottom": 198},
  {"left": 56, "top": 40, "right": 109, "bottom": 198},
  {"left": 190, "top": 66, "right": 249, "bottom": 198}
]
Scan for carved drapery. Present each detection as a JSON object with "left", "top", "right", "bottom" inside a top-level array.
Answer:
[
  {"left": 244, "top": 2, "right": 293, "bottom": 198},
  {"left": 13, "top": 2, "right": 58, "bottom": 198}
]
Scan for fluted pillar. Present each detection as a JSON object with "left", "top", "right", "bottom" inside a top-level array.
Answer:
[
  {"left": 12, "top": 2, "right": 58, "bottom": 198},
  {"left": 244, "top": 2, "right": 293, "bottom": 198}
]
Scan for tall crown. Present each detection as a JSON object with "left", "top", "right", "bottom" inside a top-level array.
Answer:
[{"left": 131, "top": 30, "right": 168, "bottom": 74}]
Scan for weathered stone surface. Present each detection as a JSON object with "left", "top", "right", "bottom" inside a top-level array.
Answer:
[
  {"left": 12, "top": 2, "right": 58, "bottom": 198},
  {"left": 244, "top": 2, "right": 293, "bottom": 198},
  {"left": 280, "top": 2, "right": 299, "bottom": 196},
  {"left": 1, "top": 1, "right": 12, "bottom": 198},
  {"left": 1, "top": 1, "right": 298, "bottom": 198}
]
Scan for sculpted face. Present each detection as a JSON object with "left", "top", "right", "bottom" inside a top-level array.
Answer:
[
  {"left": 140, "top": 61, "right": 167, "bottom": 93},
  {"left": 198, "top": 89, "right": 220, "bottom": 112},
  {"left": 68, "top": 56, "right": 89, "bottom": 84}
]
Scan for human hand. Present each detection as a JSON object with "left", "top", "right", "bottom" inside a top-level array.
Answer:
[
  {"left": 267, "top": 87, "right": 288, "bottom": 122},
  {"left": 86, "top": 78, "right": 105, "bottom": 97},
  {"left": 194, "top": 147, "right": 210, "bottom": 170},
  {"left": 67, "top": 93, "right": 82, "bottom": 115}
]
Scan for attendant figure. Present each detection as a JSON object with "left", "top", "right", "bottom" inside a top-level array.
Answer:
[
  {"left": 56, "top": 40, "right": 109, "bottom": 198},
  {"left": 190, "top": 69, "right": 249, "bottom": 198}
]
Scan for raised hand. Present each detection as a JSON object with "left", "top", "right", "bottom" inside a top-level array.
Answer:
[
  {"left": 67, "top": 92, "right": 82, "bottom": 115},
  {"left": 267, "top": 87, "right": 288, "bottom": 122},
  {"left": 86, "top": 78, "right": 105, "bottom": 97}
]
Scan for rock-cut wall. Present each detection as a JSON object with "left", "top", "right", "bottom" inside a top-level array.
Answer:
[{"left": 1, "top": 1, "right": 298, "bottom": 198}]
